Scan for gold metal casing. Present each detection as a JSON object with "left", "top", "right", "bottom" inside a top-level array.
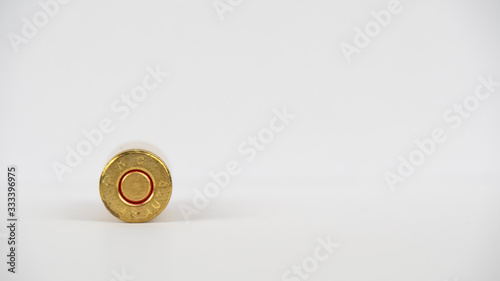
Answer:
[{"left": 99, "top": 149, "right": 172, "bottom": 223}]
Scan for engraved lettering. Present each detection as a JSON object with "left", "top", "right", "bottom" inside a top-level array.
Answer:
[{"left": 137, "top": 156, "right": 145, "bottom": 165}]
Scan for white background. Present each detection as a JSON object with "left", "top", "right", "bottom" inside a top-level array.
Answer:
[{"left": 1, "top": 0, "right": 500, "bottom": 280}]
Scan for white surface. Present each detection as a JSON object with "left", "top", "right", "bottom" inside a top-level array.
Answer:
[
  {"left": 6, "top": 180, "right": 500, "bottom": 281},
  {"left": 1, "top": 0, "right": 500, "bottom": 280}
]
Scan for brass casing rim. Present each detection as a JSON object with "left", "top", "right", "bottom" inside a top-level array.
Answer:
[{"left": 99, "top": 149, "right": 172, "bottom": 223}]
